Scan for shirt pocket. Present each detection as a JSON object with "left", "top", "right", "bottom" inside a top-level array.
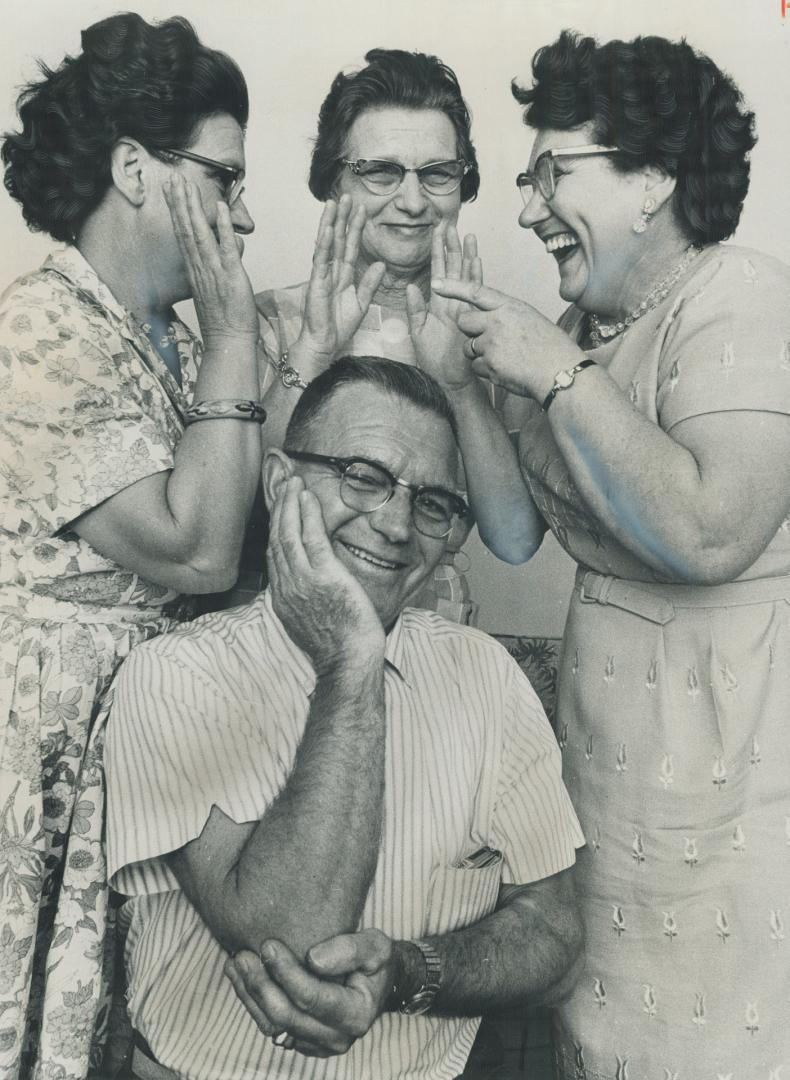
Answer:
[{"left": 422, "top": 855, "right": 503, "bottom": 937}]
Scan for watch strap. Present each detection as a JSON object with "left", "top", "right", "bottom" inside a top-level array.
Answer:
[
  {"left": 542, "top": 357, "right": 596, "bottom": 412},
  {"left": 398, "top": 940, "right": 442, "bottom": 1015}
]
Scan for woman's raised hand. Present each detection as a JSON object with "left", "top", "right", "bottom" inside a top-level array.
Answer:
[
  {"left": 164, "top": 175, "right": 258, "bottom": 348},
  {"left": 298, "top": 194, "right": 386, "bottom": 363},
  {"left": 429, "top": 275, "right": 582, "bottom": 401},
  {"left": 406, "top": 223, "right": 482, "bottom": 393}
]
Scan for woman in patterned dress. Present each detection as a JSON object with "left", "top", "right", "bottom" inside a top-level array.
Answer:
[
  {"left": 0, "top": 14, "right": 263, "bottom": 1079},
  {"left": 420, "top": 30, "right": 790, "bottom": 1080},
  {"left": 249, "top": 49, "right": 482, "bottom": 622}
]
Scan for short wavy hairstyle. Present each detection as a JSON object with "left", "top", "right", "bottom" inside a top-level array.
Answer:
[
  {"left": 284, "top": 354, "right": 458, "bottom": 452},
  {"left": 2, "top": 13, "right": 249, "bottom": 243},
  {"left": 512, "top": 30, "right": 756, "bottom": 245},
  {"left": 308, "top": 48, "right": 479, "bottom": 204}
]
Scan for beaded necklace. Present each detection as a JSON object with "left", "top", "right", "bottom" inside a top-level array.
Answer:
[{"left": 588, "top": 246, "right": 702, "bottom": 349}]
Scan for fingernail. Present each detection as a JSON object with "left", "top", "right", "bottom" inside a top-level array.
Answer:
[
  {"left": 309, "top": 943, "right": 327, "bottom": 966},
  {"left": 261, "top": 942, "right": 277, "bottom": 962}
]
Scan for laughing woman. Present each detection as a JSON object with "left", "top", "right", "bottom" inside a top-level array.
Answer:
[{"left": 423, "top": 30, "right": 790, "bottom": 1080}]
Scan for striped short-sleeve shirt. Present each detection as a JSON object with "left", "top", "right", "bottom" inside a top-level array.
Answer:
[{"left": 106, "top": 593, "right": 583, "bottom": 1080}]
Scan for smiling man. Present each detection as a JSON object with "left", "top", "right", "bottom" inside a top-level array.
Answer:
[{"left": 104, "top": 357, "right": 584, "bottom": 1080}]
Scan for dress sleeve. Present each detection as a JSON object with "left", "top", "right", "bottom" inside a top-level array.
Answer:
[
  {"left": 491, "top": 657, "right": 585, "bottom": 885},
  {"left": 657, "top": 250, "right": 790, "bottom": 431},
  {"left": 0, "top": 293, "right": 175, "bottom": 534},
  {"left": 105, "top": 638, "right": 290, "bottom": 896}
]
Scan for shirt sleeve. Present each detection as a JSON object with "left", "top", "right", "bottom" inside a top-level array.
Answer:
[
  {"left": 656, "top": 249, "right": 790, "bottom": 431},
  {"left": 105, "top": 637, "right": 292, "bottom": 896},
  {"left": 0, "top": 291, "right": 175, "bottom": 533},
  {"left": 491, "top": 657, "right": 585, "bottom": 885}
]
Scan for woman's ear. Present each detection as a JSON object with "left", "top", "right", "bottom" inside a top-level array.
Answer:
[
  {"left": 110, "top": 138, "right": 148, "bottom": 208},
  {"left": 642, "top": 165, "right": 677, "bottom": 213},
  {"left": 262, "top": 448, "right": 295, "bottom": 512}
]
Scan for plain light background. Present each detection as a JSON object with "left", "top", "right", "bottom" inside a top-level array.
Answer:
[{"left": 2, "top": 0, "right": 788, "bottom": 635}]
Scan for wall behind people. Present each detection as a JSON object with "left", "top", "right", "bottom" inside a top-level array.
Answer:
[{"left": 3, "top": 0, "right": 788, "bottom": 634}]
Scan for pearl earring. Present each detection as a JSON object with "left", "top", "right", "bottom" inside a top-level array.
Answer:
[{"left": 632, "top": 197, "right": 656, "bottom": 234}]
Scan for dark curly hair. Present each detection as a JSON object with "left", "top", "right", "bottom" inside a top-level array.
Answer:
[
  {"left": 2, "top": 13, "right": 249, "bottom": 243},
  {"left": 308, "top": 48, "right": 479, "bottom": 204},
  {"left": 512, "top": 30, "right": 756, "bottom": 245}
]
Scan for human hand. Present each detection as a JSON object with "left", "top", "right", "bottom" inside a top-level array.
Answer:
[
  {"left": 224, "top": 930, "right": 394, "bottom": 1058},
  {"left": 164, "top": 174, "right": 258, "bottom": 348},
  {"left": 429, "top": 278, "right": 582, "bottom": 401},
  {"left": 266, "top": 475, "right": 385, "bottom": 673},
  {"left": 406, "top": 224, "right": 482, "bottom": 394},
  {"left": 297, "top": 195, "right": 386, "bottom": 365}
]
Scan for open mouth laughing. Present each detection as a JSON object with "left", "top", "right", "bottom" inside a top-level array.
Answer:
[
  {"left": 340, "top": 540, "right": 405, "bottom": 573},
  {"left": 544, "top": 231, "right": 580, "bottom": 264}
]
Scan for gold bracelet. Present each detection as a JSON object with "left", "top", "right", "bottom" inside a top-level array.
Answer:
[
  {"left": 183, "top": 399, "right": 267, "bottom": 426},
  {"left": 271, "top": 350, "right": 307, "bottom": 390}
]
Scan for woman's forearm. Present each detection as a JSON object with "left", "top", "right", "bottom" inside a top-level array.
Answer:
[{"left": 448, "top": 380, "right": 546, "bottom": 564}]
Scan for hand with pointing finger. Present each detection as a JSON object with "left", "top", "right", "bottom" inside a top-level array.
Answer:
[{"left": 430, "top": 276, "right": 584, "bottom": 402}]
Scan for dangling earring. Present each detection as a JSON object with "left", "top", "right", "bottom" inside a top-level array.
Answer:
[{"left": 632, "top": 197, "right": 656, "bottom": 234}]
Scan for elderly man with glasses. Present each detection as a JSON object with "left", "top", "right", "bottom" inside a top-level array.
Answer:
[{"left": 103, "top": 356, "right": 584, "bottom": 1080}]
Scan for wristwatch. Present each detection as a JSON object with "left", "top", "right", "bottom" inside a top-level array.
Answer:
[
  {"left": 399, "top": 940, "right": 442, "bottom": 1016},
  {"left": 542, "top": 357, "right": 596, "bottom": 411}
]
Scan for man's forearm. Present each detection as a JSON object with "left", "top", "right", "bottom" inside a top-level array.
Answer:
[
  {"left": 175, "top": 651, "right": 387, "bottom": 960},
  {"left": 392, "top": 873, "right": 584, "bottom": 1014}
]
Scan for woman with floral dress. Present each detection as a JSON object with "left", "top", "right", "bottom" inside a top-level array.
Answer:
[{"left": 0, "top": 14, "right": 263, "bottom": 1079}]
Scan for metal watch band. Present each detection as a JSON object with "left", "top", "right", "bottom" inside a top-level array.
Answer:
[
  {"left": 398, "top": 939, "right": 442, "bottom": 1016},
  {"left": 542, "top": 357, "right": 596, "bottom": 412}
]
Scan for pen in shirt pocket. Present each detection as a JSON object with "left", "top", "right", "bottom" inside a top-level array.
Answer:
[{"left": 455, "top": 845, "right": 501, "bottom": 870}]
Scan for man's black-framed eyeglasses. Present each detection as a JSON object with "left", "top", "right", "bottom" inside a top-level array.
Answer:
[
  {"left": 516, "top": 144, "right": 617, "bottom": 205},
  {"left": 285, "top": 451, "right": 470, "bottom": 539},
  {"left": 162, "top": 147, "right": 246, "bottom": 206},
  {"left": 341, "top": 158, "right": 471, "bottom": 197}
]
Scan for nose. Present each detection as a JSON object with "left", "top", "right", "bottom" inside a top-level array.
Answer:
[
  {"left": 231, "top": 195, "right": 255, "bottom": 235},
  {"left": 367, "top": 486, "right": 414, "bottom": 544},
  {"left": 394, "top": 171, "right": 429, "bottom": 216},
  {"left": 518, "top": 187, "right": 550, "bottom": 231}
]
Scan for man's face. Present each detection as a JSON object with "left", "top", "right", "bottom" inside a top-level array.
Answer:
[{"left": 274, "top": 383, "right": 459, "bottom": 630}]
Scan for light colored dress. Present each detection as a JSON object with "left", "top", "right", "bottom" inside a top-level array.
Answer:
[
  {"left": 0, "top": 248, "right": 198, "bottom": 1080},
  {"left": 516, "top": 245, "right": 790, "bottom": 1080},
  {"left": 255, "top": 284, "right": 474, "bottom": 623}
]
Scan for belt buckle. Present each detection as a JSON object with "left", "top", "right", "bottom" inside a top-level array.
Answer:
[{"left": 579, "top": 573, "right": 612, "bottom": 606}]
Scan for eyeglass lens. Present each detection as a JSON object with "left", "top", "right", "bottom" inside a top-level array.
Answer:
[
  {"left": 353, "top": 160, "right": 465, "bottom": 195},
  {"left": 342, "top": 461, "right": 457, "bottom": 538}
]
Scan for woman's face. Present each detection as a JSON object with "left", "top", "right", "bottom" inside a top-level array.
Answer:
[
  {"left": 334, "top": 106, "right": 462, "bottom": 276},
  {"left": 518, "top": 124, "right": 649, "bottom": 315}
]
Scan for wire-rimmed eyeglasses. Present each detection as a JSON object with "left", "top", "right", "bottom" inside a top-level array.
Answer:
[
  {"left": 285, "top": 451, "right": 470, "bottom": 539},
  {"left": 162, "top": 147, "right": 246, "bottom": 206},
  {"left": 341, "top": 158, "right": 471, "bottom": 197},
  {"left": 516, "top": 144, "right": 617, "bottom": 205}
]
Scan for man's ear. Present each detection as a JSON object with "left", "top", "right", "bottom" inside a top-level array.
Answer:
[
  {"left": 109, "top": 138, "right": 149, "bottom": 208},
  {"left": 262, "top": 448, "right": 295, "bottom": 512}
]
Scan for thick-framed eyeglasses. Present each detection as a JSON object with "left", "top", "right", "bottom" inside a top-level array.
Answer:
[
  {"left": 341, "top": 158, "right": 471, "bottom": 196},
  {"left": 516, "top": 144, "right": 617, "bottom": 205},
  {"left": 285, "top": 451, "right": 470, "bottom": 539},
  {"left": 162, "top": 147, "right": 246, "bottom": 206}
]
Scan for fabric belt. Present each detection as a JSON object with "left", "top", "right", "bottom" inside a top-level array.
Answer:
[
  {"left": 131, "top": 1032, "right": 178, "bottom": 1080},
  {"left": 576, "top": 567, "right": 790, "bottom": 624}
]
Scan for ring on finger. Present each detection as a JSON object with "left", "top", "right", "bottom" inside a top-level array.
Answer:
[
  {"left": 271, "top": 1031, "right": 292, "bottom": 1048},
  {"left": 470, "top": 336, "right": 482, "bottom": 358}
]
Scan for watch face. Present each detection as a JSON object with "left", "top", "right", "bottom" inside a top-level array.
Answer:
[
  {"left": 555, "top": 369, "right": 575, "bottom": 389},
  {"left": 400, "top": 990, "right": 435, "bottom": 1016}
]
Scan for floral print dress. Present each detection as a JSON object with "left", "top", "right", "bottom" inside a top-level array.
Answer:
[
  {"left": 517, "top": 245, "right": 790, "bottom": 1080},
  {"left": 0, "top": 248, "right": 199, "bottom": 1080}
]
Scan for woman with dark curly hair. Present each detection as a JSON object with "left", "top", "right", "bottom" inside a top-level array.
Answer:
[
  {"left": 252, "top": 47, "right": 481, "bottom": 621},
  {"left": 423, "top": 30, "right": 790, "bottom": 1077},
  {"left": 0, "top": 13, "right": 266, "bottom": 1078}
]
